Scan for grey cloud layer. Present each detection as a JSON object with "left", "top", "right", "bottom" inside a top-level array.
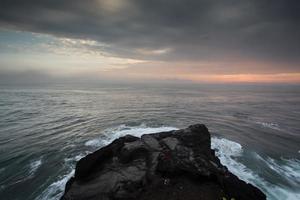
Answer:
[{"left": 0, "top": 0, "right": 300, "bottom": 66}]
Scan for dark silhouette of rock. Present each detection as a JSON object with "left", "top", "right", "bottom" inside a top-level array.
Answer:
[{"left": 61, "top": 124, "right": 266, "bottom": 200}]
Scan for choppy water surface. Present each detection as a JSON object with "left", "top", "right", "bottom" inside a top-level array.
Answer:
[{"left": 0, "top": 84, "right": 299, "bottom": 200}]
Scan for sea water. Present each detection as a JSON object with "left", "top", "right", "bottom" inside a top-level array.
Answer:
[{"left": 0, "top": 83, "right": 299, "bottom": 200}]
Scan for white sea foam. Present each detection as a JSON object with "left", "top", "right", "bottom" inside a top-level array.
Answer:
[
  {"left": 253, "top": 153, "right": 300, "bottom": 183},
  {"left": 41, "top": 125, "right": 300, "bottom": 200},
  {"left": 85, "top": 124, "right": 178, "bottom": 148},
  {"left": 64, "top": 154, "right": 86, "bottom": 163},
  {"left": 37, "top": 152, "right": 90, "bottom": 200},
  {"left": 0, "top": 160, "right": 42, "bottom": 191},
  {"left": 37, "top": 169, "right": 75, "bottom": 200},
  {"left": 211, "top": 137, "right": 300, "bottom": 200},
  {"left": 211, "top": 137, "right": 242, "bottom": 157},
  {"left": 84, "top": 138, "right": 104, "bottom": 147},
  {"left": 36, "top": 153, "right": 81, "bottom": 200},
  {"left": 39, "top": 124, "right": 178, "bottom": 200},
  {"left": 29, "top": 159, "right": 42, "bottom": 176},
  {"left": 271, "top": 158, "right": 300, "bottom": 181},
  {"left": 256, "top": 122, "right": 281, "bottom": 130},
  {"left": 267, "top": 186, "right": 300, "bottom": 200},
  {"left": 211, "top": 137, "right": 258, "bottom": 182}
]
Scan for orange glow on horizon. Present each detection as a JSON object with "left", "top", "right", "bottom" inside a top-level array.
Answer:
[{"left": 184, "top": 73, "right": 300, "bottom": 83}]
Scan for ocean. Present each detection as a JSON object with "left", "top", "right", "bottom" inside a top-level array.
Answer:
[{"left": 0, "top": 83, "right": 299, "bottom": 200}]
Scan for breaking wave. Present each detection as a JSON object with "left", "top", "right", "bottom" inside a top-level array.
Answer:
[
  {"left": 36, "top": 169, "right": 75, "bottom": 200},
  {"left": 211, "top": 137, "right": 300, "bottom": 200},
  {"left": 85, "top": 124, "right": 178, "bottom": 148},
  {"left": 39, "top": 124, "right": 178, "bottom": 200},
  {"left": 37, "top": 153, "right": 87, "bottom": 200},
  {"left": 41, "top": 125, "right": 300, "bottom": 200}
]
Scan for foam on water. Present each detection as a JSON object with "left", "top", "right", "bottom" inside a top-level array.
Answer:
[
  {"left": 36, "top": 169, "right": 75, "bottom": 200},
  {"left": 255, "top": 155, "right": 300, "bottom": 187},
  {"left": 4, "top": 159, "right": 43, "bottom": 189},
  {"left": 64, "top": 154, "right": 86, "bottom": 163},
  {"left": 85, "top": 124, "right": 178, "bottom": 148},
  {"left": 41, "top": 125, "right": 300, "bottom": 200},
  {"left": 29, "top": 159, "right": 42, "bottom": 176},
  {"left": 38, "top": 154, "right": 87, "bottom": 200},
  {"left": 40, "top": 124, "right": 178, "bottom": 200},
  {"left": 269, "top": 158, "right": 300, "bottom": 183},
  {"left": 38, "top": 151, "right": 95, "bottom": 200},
  {"left": 211, "top": 137, "right": 300, "bottom": 200},
  {"left": 256, "top": 121, "right": 281, "bottom": 131},
  {"left": 84, "top": 138, "right": 104, "bottom": 147},
  {"left": 211, "top": 137, "right": 259, "bottom": 182}
]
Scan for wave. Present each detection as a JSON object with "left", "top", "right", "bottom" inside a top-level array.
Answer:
[
  {"left": 38, "top": 124, "right": 178, "bottom": 199},
  {"left": 29, "top": 159, "right": 42, "bottom": 176},
  {"left": 37, "top": 154, "right": 88, "bottom": 200},
  {"left": 211, "top": 137, "right": 300, "bottom": 200},
  {"left": 84, "top": 138, "right": 104, "bottom": 147},
  {"left": 64, "top": 154, "right": 86, "bottom": 163},
  {"left": 36, "top": 169, "right": 74, "bottom": 200},
  {"left": 256, "top": 121, "right": 281, "bottom": 131},
  {"left": 41, "top": 124, "right": 299, "bottom": 200},
  {"left": 0, "top": 159, "right": 43, "bottom": 192},
  {"left": 85, "top": 124, "right": 178, "bottom": 148},
  {"left": 211, "top": 137, "right": 263, "bottom": 183},
  {"left": 254, "top": 154, "right": 300, "bottom": 187}
]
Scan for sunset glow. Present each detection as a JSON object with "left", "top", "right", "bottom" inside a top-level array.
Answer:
[
  {"left": 0, "top": 0, "right": 299, "bottom": 84},
  {"left": 1, "top": 1, "right": 300, "bottom": 200}
]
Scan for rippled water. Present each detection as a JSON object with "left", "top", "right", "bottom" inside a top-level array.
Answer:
[{"left": 0, "top": 84, "right": 299, "bottom": 200}]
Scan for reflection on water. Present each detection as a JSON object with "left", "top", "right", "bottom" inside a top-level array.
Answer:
[{"left": 0, "top": 84, "right": 299, "bottom": 200}]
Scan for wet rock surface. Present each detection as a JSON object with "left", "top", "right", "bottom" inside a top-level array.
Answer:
[{"left": 61, "top": 124, "right": 266, "bottom": 200}]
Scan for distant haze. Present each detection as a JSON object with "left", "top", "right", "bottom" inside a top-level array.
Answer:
[{"left": 0, "top": 0, "right": 300, "bottom": 84}]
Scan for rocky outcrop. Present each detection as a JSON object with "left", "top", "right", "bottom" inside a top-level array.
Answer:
[{"left": 61, "top": 124, "right": 266, "bottom": 200}]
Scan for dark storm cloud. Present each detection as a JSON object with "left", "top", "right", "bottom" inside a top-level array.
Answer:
[{"left": 0, "top": 0, "right": 300, "bottom": 65}]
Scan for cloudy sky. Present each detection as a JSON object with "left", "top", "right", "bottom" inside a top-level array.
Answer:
[{"left": 0, "top": 0, "right": 299, "bottom": 83}]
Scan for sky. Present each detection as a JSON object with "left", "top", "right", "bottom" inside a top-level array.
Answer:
[{"left": 0, "top": 0, "right": 300, "bottom": 84}]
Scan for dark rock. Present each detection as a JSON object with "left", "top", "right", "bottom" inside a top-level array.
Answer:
[{"left": 61, "top": 124, "right": 266, "bottom": 200}]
